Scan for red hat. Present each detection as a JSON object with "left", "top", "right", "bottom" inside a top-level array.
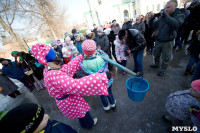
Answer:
[
  {"left": 191, "top": 80, "right": 200, "bottom": 92},
  {"left": 82, "top": 40, "right": 96, "bottom": 55}
]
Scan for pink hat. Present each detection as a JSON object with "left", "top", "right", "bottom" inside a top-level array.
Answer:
[
  {"left": 191, "top": 80, "right": 200, "bottom": 92},
  {"left": 31, "top": 43, "right": 57, "bottom": 65},
  {"left": 82, "top": 40, "right": 96, "bottom": 55},
  {"left": 64, "top": 37, "right": 71, "bottom": 41}
]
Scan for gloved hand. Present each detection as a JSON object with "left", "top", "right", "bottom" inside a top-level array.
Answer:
[
  {"left": 160, "top": 11, "right": 167, "bottom": 18},
  {"left": 106, "top": 71, "right": 115, "bottom": 80}
]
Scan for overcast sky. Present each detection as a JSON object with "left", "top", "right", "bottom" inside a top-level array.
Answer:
[{"left": 58, "top": 0, "right": 122, "bottom": 25}]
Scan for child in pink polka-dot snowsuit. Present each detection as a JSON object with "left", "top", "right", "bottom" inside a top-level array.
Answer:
[
  {"left": 43, "top": 55, "right": 109, "bottom": 119},
  {"left": 31, "top": 43, "right": 109, "bottom": 128}
]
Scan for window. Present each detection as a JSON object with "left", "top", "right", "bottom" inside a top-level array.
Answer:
[
  {"left": 135, "top": 10, "right": 137, "bottom": 15},
  {"left": 157, "top": 4, "right": 160, "bottom": 12},
  {"left": 147, "top": 6, "right": 148, "bottom": 12},
  {"left": 152, "top": 5, "right": 154, "bottom": 11},
  {"left": 124, "top": 10, "right": 129, "bottom": 18}
]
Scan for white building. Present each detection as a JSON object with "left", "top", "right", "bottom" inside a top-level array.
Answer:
[{"left": 84, "top": 0, "right": 182, "bottom": 29}]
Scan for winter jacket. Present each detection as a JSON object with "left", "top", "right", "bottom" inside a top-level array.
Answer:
[
  {"left": 2, "top": 61, "right": 26, "bottom": 80},
  {"left": 43, "top": 55, "right": 109, "bottom": 119},
  {"left": 74, "top": 41, "right": 83, "bottom": 53},
  {"left": 0, "top": 69, "right": 19, "bottom": 96},
  {"left": 122, "top": 21, "right": 133, "bottom": 30},
  {"left": 96, "top": 33, "right": 111, "bottom": 56},
  {"left": 188, "top": 4, "right": 200, "bottom": 30},
  {"left": 65, "top": 43, "right": 78, "bottom": 55},
  {"left": 165, "top": 89, "right": 200, "bottom": 127},
  {"left": 54, "top": 46, "right": 63, "bottom": 61},
  {"left": 126, "top": 29, "right": 146, "bottom": 53},
  {"left": 132, "top": 22, "right": 146, "bottom": 34},
  {"left": 80, "top": 50, "right": 113, "bottom": 87},
  {"left": 149, "top": 8, "right": 185, "bottom": 42},
  {"left": 114, "top": 37, "right": 128, "bottom": 61},
  {"left": 20, "top": 52, "right": 43, "bottom": 80},
  {"left": 92, "top": 29, "right": 98, "bottom": 38},
  {"left": 187, "top": 38, "right": 200, "bottom": 58},
  {"left": 111, "top": 24, "right": 121, "bottom": 35}
]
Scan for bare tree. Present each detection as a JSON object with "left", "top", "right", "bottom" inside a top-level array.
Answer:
[{"left": 0, "top": 0, "right": 28, "bottom": 51}]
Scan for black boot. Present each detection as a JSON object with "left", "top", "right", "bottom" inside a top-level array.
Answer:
[{"left": 184, "top": 68, "right": 193, "bottom": 76}]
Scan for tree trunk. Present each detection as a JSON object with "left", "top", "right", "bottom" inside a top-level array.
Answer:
[{"left": 0, "top": 16, "right": 27, "bottom": 51}]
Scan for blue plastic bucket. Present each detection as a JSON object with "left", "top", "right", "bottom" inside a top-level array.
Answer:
[{"left": 126, "top": 77, "right": 149, "bottom": 102}]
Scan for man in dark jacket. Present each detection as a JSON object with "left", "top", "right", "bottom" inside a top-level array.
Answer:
[
  {"left": 133, "top": 17, "right": 145, "bottom": 35},
  {"left": 118, "top": 29, "right": 146, "bottom": 77},
  {"left": 149, "top": 0, "right": 184, "bottom": 76},
  {"left": 122, "top": 17, "right": 133, "bottom": 30},
  {"left": 92, "top": 24, "right": 98, "bottom": 38},
  {"left": 0, "top": 58, "right": 34, "bottom": 91}
]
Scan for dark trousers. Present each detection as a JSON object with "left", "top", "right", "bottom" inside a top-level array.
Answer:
[
  {"left": 120, "top": 60, "right": 127, "bottom": 67},
  {"left": 8, "top": 90, "right": 21, "bottom": 98},
  {"left": 78, "top": 112, "right": 94, "bottom": 129},
  {"left": 19, "top": 76, "right": 34, "bottom": 91},
  {"left": 100, "top": 85, "right": 115, "bottom": 107}
]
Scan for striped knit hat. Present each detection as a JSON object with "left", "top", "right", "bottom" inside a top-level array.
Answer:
[{"left": 82, "top": 40, "right": 96, "bottom": 55}]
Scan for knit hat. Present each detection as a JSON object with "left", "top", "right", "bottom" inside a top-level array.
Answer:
[
  {"left": 74, "top": 33, "right": 81, "bottom": 38},
  {"left": 57, "top": 38, "right": 61, "bottom": 42},
  {"left": 190, "top": 1, "right": 199, "bottom": 7},
  {"left": 11, "top": 51, "right": 19, "bottom": 55},
  {"left": 31, "top": 43, "right": 57, "bottom": 65},
  {"left": 65, "top": 37, "right": 71, "bottom": 41},
  {"left": 64, "top": 32, "right": 68, "bottom": 35},
  {"left": 192, "top": 80, "right": 200, "bottom": 92},
  {"left": 50, "top": 41, "right": 57, "bottom": 46},
  {"left": 82, "top": 40, "right": 96, "bottom": 55},
  {"left": 71, "top": 29, "right": 77, "bottom": 34},
  {"left": 104, "top": 28, "right": 111, "bottom": 35},
  {"left": 86, "top": 30, "right": 92, "bottom": 35},
  {"left": 0, "top": 103, "right": 44, "bottom": 133},
  {"left": 97, "top": 27, "right": 103, "bottom": 33}
]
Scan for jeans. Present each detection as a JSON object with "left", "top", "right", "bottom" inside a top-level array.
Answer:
[
  {"left": 100, "top": 85, "right": 115, "bottom": 107},
  {"left": 186, "top": 55, "right": 199, "bottom": 69},
  {"left": 120, "top": 60, "right": 127, "bottom": 67},
  {"left": 133, "top": 49, "right": 144, "bottom": 73},
  {"left": 78, "top": 111, "right": 94, "bottom": 129},
  {"left": 174, "top": 27, "right": 184, "bottom": 49},
  {"left": 19, "top": 76, "right": 34, "bottom": 91},
  {"left": 192, "top": 60, "right": 200, "bottom": 82}
]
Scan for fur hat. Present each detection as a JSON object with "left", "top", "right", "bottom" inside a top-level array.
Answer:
[
  {"left": 192, "top": 80, "right": 200, "bottom": 92},
  {"left": 97, "top": 27, "right": 103, "bottom": 33},
  {"left": 0, "top": 103, "right": 44, "bottom": 133},
  {"left": 86, "top": 30, "right": 92, "bottom": 35},
  {"left": 82, "top": 40, "right": 96, "bottom": 55},
  {"left": 31, "top": 43, "right": 57, "bottom": 65}
]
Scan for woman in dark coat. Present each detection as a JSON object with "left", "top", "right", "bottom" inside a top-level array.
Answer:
[{"left": 0, "top": 69, "right": 21, "bottom": 98}]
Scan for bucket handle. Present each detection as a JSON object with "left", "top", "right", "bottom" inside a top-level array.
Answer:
[{"left": 130, "top": 74, "right": 143, "bottom": 91}]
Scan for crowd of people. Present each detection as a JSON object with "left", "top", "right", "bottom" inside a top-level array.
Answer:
[{"left": 0, "top": 0, "right": 200, "bottom": 132}]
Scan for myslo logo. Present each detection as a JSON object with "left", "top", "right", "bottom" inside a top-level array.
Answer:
[{"left": 172, "top": 126, "right": 197, "bottom": 132}]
